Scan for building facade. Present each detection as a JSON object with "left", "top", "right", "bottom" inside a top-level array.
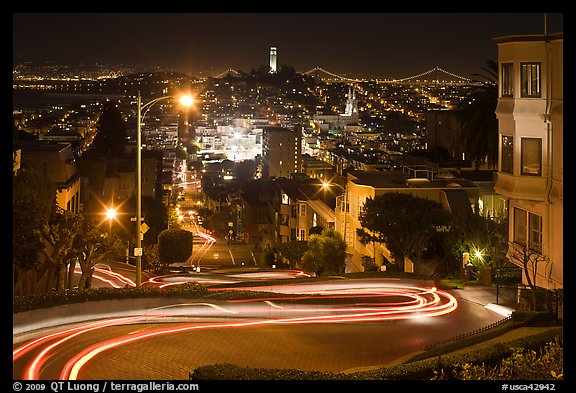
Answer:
[
  {"left": 262, "top": 126, "right": 302, "bottom": 178},
  {"left": 339, "top": 168, "right": 479, "bottom": 273},
  {"left": 494, "top": 33, "right": 563, "bottom": 290},
  {"left": 20, "top": 141, "right": 81, "bottom": 213}
]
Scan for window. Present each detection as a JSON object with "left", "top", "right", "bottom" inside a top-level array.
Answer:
[
  {"left": 521, "top": 62, "right": 541, "bottom": 98},
  {"left": 300, "top": 229, "right": 306, "bottom": 241},
  {"left": 514, "top": 208, "right": 543, "bottom": 254},
  {"left": 501, "top": 136, "right": 514, "bottom": 174},
  {"left": 521, "top": 138, "right": 542, "bottom": 176},
  {"left": 299, "top": 203, "right": 307, "bottom": 217},
  {"left": 358, "top": 196, "right": 368, "bottom": 217},
  {"left": 501, "top": 63, "right": 513, "bottom": 97},
  {"left": 513, "top": 208, "right": 527, "bottom": 246},
  {"left": 529, "top": 213, "right": 543, "bottom": 253},
  {"left": 291, "top": 204, "right": 297, "bottom": 218}
]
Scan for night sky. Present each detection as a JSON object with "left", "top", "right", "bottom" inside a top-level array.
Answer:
[{"left": 13, "top": 13, "right": 564, "bottom": 79}]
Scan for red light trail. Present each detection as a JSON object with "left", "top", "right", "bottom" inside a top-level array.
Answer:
[{"left": 13, "top": 279, "right": 458, "bottom": 380}]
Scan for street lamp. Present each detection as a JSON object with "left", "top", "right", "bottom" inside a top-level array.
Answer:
[
  {"left": 105, "top": 207, "right": 117, "bottom": 221},
  {"left": 135, "top": 92, "right": 194, "bottom": 286}
]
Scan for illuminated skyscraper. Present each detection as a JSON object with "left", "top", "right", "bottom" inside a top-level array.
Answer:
[{"left": 269, "top": 46, "right": 277, "bottom": 73}]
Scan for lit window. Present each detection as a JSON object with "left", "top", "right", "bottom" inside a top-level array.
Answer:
[
  {"left": 521, "top": 138, "right": 542, "bottom": 176},
  {"left": 521, "top": 63, "right": 541, "bottom": 98}
]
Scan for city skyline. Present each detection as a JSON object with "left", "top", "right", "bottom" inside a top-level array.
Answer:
[{"left": 13, "top": 13, "right": 563, "bottom": 79}]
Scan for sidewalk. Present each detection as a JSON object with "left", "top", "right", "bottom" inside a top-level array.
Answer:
[{"left": 442, "top": 283, "right": 519, "bottom": 322}]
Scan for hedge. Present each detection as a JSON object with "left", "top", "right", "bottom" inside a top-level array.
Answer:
[{"left": 13, "top": 283, "right": 208, "bottom": 313}]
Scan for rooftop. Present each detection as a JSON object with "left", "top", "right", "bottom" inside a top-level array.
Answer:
[
  {"left": 348, "top": 169, "right": 476, "bottom": 189},
  {"left": 493, "top": 32, "right": 563, "bottom": 44}
]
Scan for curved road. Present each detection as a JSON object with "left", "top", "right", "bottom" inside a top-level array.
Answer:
[{"left": 13, "top": 276, "right": 507, "bottom": 380}]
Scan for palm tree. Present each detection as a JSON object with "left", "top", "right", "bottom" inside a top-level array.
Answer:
[{"left": 457, "top": 60, "right": 499, "bottom": 169}]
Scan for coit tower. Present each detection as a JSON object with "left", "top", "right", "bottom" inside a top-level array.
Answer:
[{"left": 269, "top": 47, "right": 277, "bottom": 73}]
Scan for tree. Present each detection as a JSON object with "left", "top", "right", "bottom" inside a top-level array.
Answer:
[
  {"left": 73, "top": 216, "right": 113, "bottom": 290},
  {"left": 91, "top": 102, "right": 128, "bottom": 158},
  {"left": 308, "top": 226, "right": 323, "bottom": 236},
  {"left": 36, "top": 208, "right": 82, "bottom": 293},
  {"left": 442, "top": 208, "right": 508, "bottom": 276},
  {"left": 507, "top": 242, "right": 549, "bottom": 311},
  {"left": 13, "top": 168, "right": 56, "bottom": 277},
  {"left": 357, "top": 193, "right": 451, "bottom": 272},
  {"left": 301, "top": 228, "right": 346, "bottom": 275},
  {"left": 457, "top": 60, "right": 499, "bottom": 169},
  {"left": 157, "top": 229, "right": 193, "bottom": 268},
  {"left": 278, "top": 240, "right": 308, "bottom": 268}
]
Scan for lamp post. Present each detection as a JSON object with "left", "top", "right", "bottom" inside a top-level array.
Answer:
[{"left": 135, "top": 92, "right": 193, "bottom": 287}]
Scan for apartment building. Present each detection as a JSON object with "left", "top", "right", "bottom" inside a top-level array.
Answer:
[
  {"left": 262, "top": 126, "right": 302, "bottom": 178},
  {"left": 494, "top": 33, "right": 563, "bottom": 290}
]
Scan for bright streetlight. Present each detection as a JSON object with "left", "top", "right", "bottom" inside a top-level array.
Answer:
[
  {"left": 105, "top": 208, "right": 117, "bottom": 221},
  {"left": 135, "top": 92, "right": 194, "bottom": 287}
]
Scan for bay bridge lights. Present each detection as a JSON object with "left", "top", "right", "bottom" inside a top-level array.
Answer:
[
  {"left": 302, "top": 66, "right": 478, "bottom": 85},
  {"left": 211, "top": 65, "right": 481, "bottom": 86}
]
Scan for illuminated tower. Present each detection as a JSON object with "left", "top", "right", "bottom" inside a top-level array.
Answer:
[{"left": 269, "top": 46, "right": 277, "bottom": 73}]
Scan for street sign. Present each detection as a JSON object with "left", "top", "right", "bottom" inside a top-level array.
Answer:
[
  {"left": 141, "top": 222, "right": 150, "bottom": 234},
  {"left": 134, "top": 248, "right": 143, "bottom": 257}
]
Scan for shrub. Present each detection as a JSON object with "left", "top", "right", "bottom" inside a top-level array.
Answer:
[{"left": 444, "top": 337, "right": 563, "bottom": 380}]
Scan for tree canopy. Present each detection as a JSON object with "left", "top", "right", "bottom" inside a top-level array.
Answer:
[
  {"left": 13, "top": 168, "right": 56, "bottom": 274},
  {"left": 357, "top": 192, "right": 451, "bottom": 272},
  {"left": 91, "top": 102, "right": 128, "bottom": 158},
  {"left": 457, "top": 60, "right": 499, "bottom": 168},
  {"left": 301, "top": 228, "right": 346, "bottom": 275},
  {"left": 278, "top": 240, "right": 308, "bottom": 268},
  {"left": 157, "top": 228, "right": 193, "bottom": 267}
]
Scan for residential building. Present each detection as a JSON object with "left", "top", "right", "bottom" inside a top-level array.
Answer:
[
  {"left": 262, "top": 126, "right": 302, "bottom": 178},
  {"left": 494, "top": 33, "right": 563, "bottom": 290},
  {"left": 276, "top": 178, "right": 335, "bottom": 244},
  {"left": 339, "top": 168, "right": 479, "bottom": 273},
  {"left": 20, "top": 141, "right": 81, "bottom": 213},
  {"left": 240, "top": 177, "right": 336, "bottom": 254}
]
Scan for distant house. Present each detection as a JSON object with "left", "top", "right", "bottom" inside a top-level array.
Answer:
[{"left": 20, "top": 140, "right": 81, "bottom": 213}]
